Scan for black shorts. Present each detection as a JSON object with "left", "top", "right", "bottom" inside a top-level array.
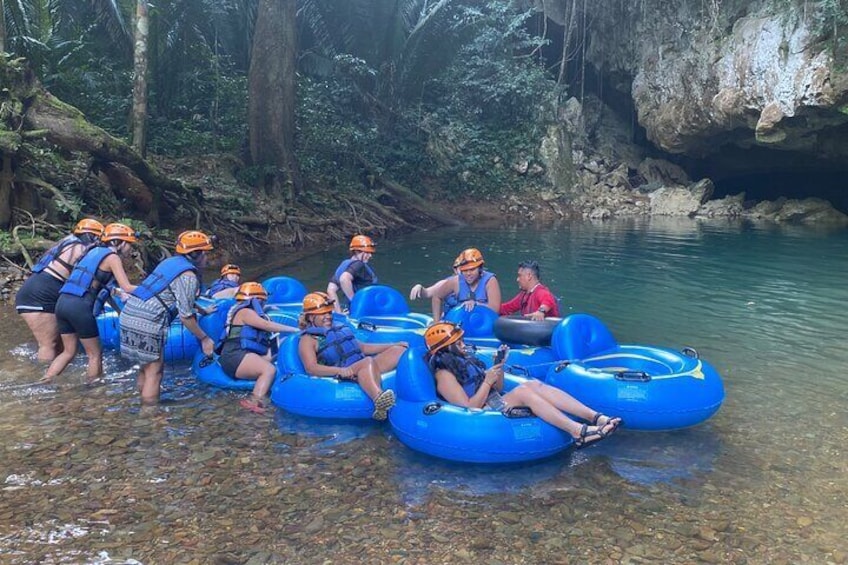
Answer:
[
  {"left": 55, "top": 294, "right": 99, "bottom": 339},
  {"left": 15, "top": 272, "right": 64, "bottom": 314},
  {"left": 219, "top": 341, "right": 250, "bottom": 378}
]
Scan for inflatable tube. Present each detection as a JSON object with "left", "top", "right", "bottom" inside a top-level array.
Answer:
[
  {"left": 353, "top": 322, "right": 426, "bottom": 348},
  {"left": 546, "top": 314, "right": 725, "bottom": 430},
  {"left": 347, "top": 285, "right": 410, "bottom": 319},
  {"left": 389, "top": 347, "right": 571, "bottom": 463},
  {"left": 493, "top": 316, "right": 560, "bottom": 347},
  {"left": 191, "top": 351, "right": 255, "bottom": 391},
  {"left": 96, "top": 311, "right": 121, "bottom": 350},
  {"left": 474, "top": 345, "right": 558, "bottom": 381},
  {"left": 262, "top": 276, "right": 308, "bottom": 306},
  {"left": 270, "top": 334, "right": 396, "bottom": 419},
  {"left": 443, "top": 305, "right": 500, "bottom": 348},
  {"left": 98, "top": 310, "right": 199, "bottom": 362}
]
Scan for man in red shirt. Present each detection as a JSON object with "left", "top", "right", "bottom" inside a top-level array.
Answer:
[{"left": 499, "top": 260, "right": 560, "bottom": 321}]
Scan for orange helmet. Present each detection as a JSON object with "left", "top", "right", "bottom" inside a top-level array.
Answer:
[
  {"left": 452, "top": 252, "right": 465, "bottom": 270},
  {"left": 221, "top": 264, "right": 241, "bottom": 277},
  {"left": 457, "top": 248, "right": 484, "bottom": 271},
  {"left": 424, "top": 322, "right": 464, "bottom": 354},
  {"left": 302, "top": 291, "right": 335, "bottom": 315},
  {"left": 349, "top": 234, "right": 376, "bottom": 253},
  {"left": 235, "top": 282, "right": 268, "bottom": 301},
  {"left": 102, "top": 223, "right": 139, "bottom": 243},
  {"left": 74, "top": 219, "right": 104, "bottom": 237},
  {"left": 175, "top": 230, "right": 214, "bottom": 254}
]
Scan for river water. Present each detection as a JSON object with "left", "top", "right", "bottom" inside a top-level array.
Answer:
[{"left": 1, "top": 217, "right": 846, "bottom": 564}]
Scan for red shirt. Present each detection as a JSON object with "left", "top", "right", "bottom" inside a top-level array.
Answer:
[{"left": 499, "top": 283, "right": 560, "bottom": 317}]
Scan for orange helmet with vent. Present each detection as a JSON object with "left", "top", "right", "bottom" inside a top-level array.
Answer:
[
  {"left": 457, "top": 248, "right": 484, "bottom": 271},
  {"left": 74, "top": 219, "right": 104, "bottom": 237},
  {"left": 302, "top": 292, "right": 335, "bottom": 315},
  {"left": 424, "top": 322, "right": 464, "bottom": 354},
  {"left": 235, "top": 282, "right": 268, "bottom": 301},
  {"left": 102, "top": 223, "right": 139, "bottom": 243},
  {"left": 452, "top": 252, "right": 465, "bottom": 270},
  {"left": 349, "top": 234, "right": 376, "bottom": 253},
  {"left": 221, "top": 264, "right": 241, "bottom": 277},
  {"left": 175, "top": 230, "right": 214, "bottom": 254}
]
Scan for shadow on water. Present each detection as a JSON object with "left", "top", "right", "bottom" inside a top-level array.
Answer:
[
  {"left": 592, "top": 426, "right": 723, "bottom": 490},
  {"left": 272, "top": 411, "right": 385, "bottom": 454},
  {"left": 387, "top": 425, "right": 723, "bottom": 506}
]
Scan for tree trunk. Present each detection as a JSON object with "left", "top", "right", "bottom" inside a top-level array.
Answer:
[
  {"left": 131, "top": 0, "right": 149, "bottom": 157},
  {"left": 0, "top": 154, "right": 13, "bottom": 228},
  {"left": 0, "top": 0, "right": 7, "bottom": 54},
  {"left": 248, "top": 0, "right": 302, "bottom": 201},
  {"left": 0, "top": 59, "right": 203, "bottom": 225}
]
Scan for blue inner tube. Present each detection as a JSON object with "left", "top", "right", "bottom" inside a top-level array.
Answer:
[
  {"left": 546, "top": 314, "right": 725, "bottom": 430},
  {"left": 270, "top": 333, "right": 396, "bottom": 419},
  {"left": 192, "top": 351, "right": 255, "bottom": 391},
  {"left": 389, "top": 347, "right": 571, "bottom": 463}
]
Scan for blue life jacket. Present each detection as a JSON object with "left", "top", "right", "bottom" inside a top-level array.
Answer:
[
  {"left": 204, "top": 277, "right": 238, "bottom": 297},
  {"left": 442, "top": 292, "right": 460, "bottom": 312},
  {"left": 59, "top": 246, "right": 115, "bottom": 298},
  {"left": 302, "top": 323, "right": 364, "bottom": 368},
  {"left": 221, "top": 298, "right": 271, "bottom": 355},
  {"left": 132, "top": 255, "right": 198, "bottom": 320},
  {"left": 330, "top": 258, "right": 378, "bottom": 291},
  {"left": 32, "top": 235, "right": 94, "bottom": 280},
  {"left": 430, "top": 351, "right": 486, "bottom": 398},
  {"left": 457, "top": 270, "right": 495, "bottom": 304}
]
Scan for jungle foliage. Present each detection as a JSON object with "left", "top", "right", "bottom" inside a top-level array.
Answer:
[{"left": 2, "top": 0, "right": 556, "bottom": 202}]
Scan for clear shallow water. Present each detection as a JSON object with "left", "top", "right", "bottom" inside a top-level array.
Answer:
[{"left": 1, "top": 217, "right": 846, "bottom": 564}]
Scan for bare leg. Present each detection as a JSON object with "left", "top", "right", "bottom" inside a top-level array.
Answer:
[
  {"left": 372, "top": 345, "right": 406, "bottom": 373},
  {"left": 502, "top": 384, "right": 617, "bottom": 440},
  {"left": 78, "top": 337, "right": 103, "bottom": 383},
  {"left": 522, "top": 380, "right": 607, "bottom": 422},
  {"left": 138, "top": 358, "right": 165, "bottom": 405},
  {"left": 346, "top": 357, "right": 382, "bottom": 400},
  {"left": 21, "top": 312, "right": 63, "bottom": 363},
  {"left": 42, "top": 333, "right": 79, "bottom": 381},
  {"left": 234, "top": 353, "right": 277, "bottom": 407}
]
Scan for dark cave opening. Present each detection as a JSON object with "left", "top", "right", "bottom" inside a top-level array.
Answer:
[{"left": 532, "top": 14, "right": 848, "bottom": 215}]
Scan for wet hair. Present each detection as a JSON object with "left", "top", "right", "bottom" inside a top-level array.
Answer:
[
  {"left": 518, "top": 260, "right": 540, "bottom": 278},
  {"left": 186, "top": 250, "right": 205, "bottom": 262},
  {"left": 78, "top": 232, "right": 99, "bottom": 245},
  {"left": 426, "top": 343, "right": 485, "bottom": 390}
]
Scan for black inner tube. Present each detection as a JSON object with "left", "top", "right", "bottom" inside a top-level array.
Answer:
[{"left": 493, "top": 316, "right": 560, "bottom": 347}]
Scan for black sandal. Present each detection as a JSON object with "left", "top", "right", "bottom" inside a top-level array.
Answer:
[
  {"left": 574, "top": 422, "right": 617, "bottom": 449},
  {"left": 591, "top": 412, "right": 623, "bottom": 430}
]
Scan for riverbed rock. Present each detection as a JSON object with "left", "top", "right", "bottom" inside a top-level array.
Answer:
[{"left": 649, "top": 179, "right": 714, "bottom": 216}]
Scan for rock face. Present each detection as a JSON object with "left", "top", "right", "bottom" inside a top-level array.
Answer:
[
  {"left": 525, "top": 0, "right": 848, "bottom": 224},
  {"left": 583, "top": 0, "right": 848, "bottom": 158}
]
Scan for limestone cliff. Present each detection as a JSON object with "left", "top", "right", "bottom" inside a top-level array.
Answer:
[{"left": 583, "top": 0, "right": 848, "bottom": 158}]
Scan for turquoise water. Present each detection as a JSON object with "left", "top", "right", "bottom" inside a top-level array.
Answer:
[{"left": 1, "top": 217, "right": 846, "bottom": 563}]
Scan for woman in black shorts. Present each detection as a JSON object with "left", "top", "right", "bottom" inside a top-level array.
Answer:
[
  {"left": 42, "top": 223, "right": 138, "bottom": 383},
  {"left": 217, "top": 282, "right": 297, "bottom": 413},
  {"left": 15, "top": 219, "right": 104, "bottom": 362}
]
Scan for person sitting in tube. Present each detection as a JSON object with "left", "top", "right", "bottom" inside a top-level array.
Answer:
[
  {"left": 414, "top": 248, "right": 501, "bottom": 321},
  {"left": 424, "top": 322, "right": 622, "bottom": 448},
  {"left": 499, "top": 260, "right": 560, "bottom": 321},
  {"left": 408, "top": 251, "right": 464, "bottom": 319},
  {"left": 204, "top": 264, "right": 241, "bottom": 299},
  {"left": 326, "top": 234, "right": 378, "bottom": 313},
  {"left": 42, "top": 223, "right": 139, "bottom": 384},
  {"left": 217, "top": 282, "right": 298, "bottom": 414},
  {"left": 298, "top": 291, "right": 407, "bottom": 420}
]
